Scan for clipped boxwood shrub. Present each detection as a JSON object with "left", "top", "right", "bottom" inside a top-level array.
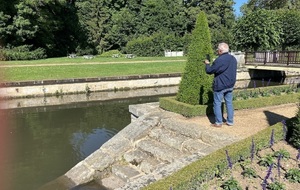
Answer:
[
  {"left": 288, "top": 106, "right": 300, "bottom": 148},
  {"left": 143, "top": 122, "right": 285, "bottom": 190},
  {"left": 160, "top": 85, "right": 299, "bottom": 117},
  {"left": 176, "top": 11, "right": 214, "bottom": 105}
]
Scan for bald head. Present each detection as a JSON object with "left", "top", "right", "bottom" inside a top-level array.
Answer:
[{"left": 218, "top": 43, "right": 229, "bottom": 54}]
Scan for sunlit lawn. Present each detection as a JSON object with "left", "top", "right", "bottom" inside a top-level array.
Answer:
[
  {"left": 0, "top": 57, "right": 187, "bottom": 82},
  {"left": 0, "top": 56, "right": 185, "bottom": 65}
]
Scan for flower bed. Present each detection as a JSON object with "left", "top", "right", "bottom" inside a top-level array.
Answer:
[
  {"left": 202, "top": 141, "right": 300, "bottom": 190},
  {"left": 201, "top": 141, "right": 300, "bottom": 190}
]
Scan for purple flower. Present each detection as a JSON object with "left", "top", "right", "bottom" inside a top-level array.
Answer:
[
  {"left": 251, "top": 138, "right": 255, "bottom": 163},
  {"left": 297, "top": 148, "right": 300, "bottom": 161},
  {"left": 262, "top": 163, "right": 274, "bottom": 190},
  {"left": 277, "top": 154, "right": 282, "bottom": 179},
  {"left": 225, "top": 150, "right": 232, "bottom": 170},
  {"left": 270, "top": 129, "right": 275, "bottom": 147}
]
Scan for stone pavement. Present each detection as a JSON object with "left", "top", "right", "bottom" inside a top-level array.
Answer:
[{"left": 40, "top": 102, "right": 298, "bottom": 190}]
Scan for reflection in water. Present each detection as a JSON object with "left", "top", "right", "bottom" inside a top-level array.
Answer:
[
  {"left": 5, "top": 96, "right": 166, "bottom": 190},
  {"left": 71, "top": 128, "right": 119, "bottom": 159}
]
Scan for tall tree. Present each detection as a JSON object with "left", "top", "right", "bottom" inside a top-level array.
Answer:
[
  {"left": 176, "top": 11, "right": 213, "bottom": 105},
  {"left": 233, "top": 9, "right": 282, "bottom": 51},
  {"left": 1, "top": 0, "right": 81, "bottom": 57},
  {"left": 241, "top": 0, "right": 300, "bottom": 14},
  {"left": 13, "top": 2, "right": 38, "bottom": 44},
  {"left": 184, "top": 0, "right": 235, "bottom": 48},
  {"left": 277, "top": 9, "right": 300, "bottom": 50},
  {"left": 0, "top": 0, "right": 19, "bottom": 47}
]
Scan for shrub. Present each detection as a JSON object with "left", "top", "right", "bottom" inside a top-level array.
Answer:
[
  {"left": 160, "top": 93, "right": 299, "bottom": 118},
  {"left": 258, "top": 154, "right": 275, "bottom": 167},
  {"left": 221, "top": 177, "right": 242, "bottom": 190},
  {"left": 241, "top": 167, "right": 257, "bottom": 178},
  {"left": 267, "top": 181, "right": 286, "bottom": 190},
  {"left": 99, "top": 49, "right": 122, "bottom": 57},
  {"left": 3, "top": 45, "right": 46, "bottom": 60},
  {"left": 289, "top": 104, "right": 300, "bottom": 149},
  {"left": 125, "top": 32, "right": 184, "bottom": 57},
  {"left": 285, "top": 168, "right": 300, "bottom": 183},
  {"left": 273, "top": 149, "right": 290, "bottom": 160},
  {"left": 176, "top": 11, "right": 213, "bottom": 105}
]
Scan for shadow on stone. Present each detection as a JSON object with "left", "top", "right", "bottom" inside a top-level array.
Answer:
[{"left": 263, "top": 110, "right": 291, "bottom": 126}]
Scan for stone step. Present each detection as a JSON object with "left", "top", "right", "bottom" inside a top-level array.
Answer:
[
  {"left": 136, "top": 139, "right": 186, "bottom": 162},
  {"left": 149, "top": 127, "right": 188, "bottom": 151},
  {"left": 111, "top": 165, "right": 141, "bottom": 183},
  {"left": 123, "top": 149, "right": 161, "bottom": 174},
  {"left": 149, "top": 127, "right": 212, "bottom": 153},
  {"left": 101, "top": 175, "right": 126, "bottom": 190},
  {"left": 161, "top": 117, "right": 239, "bottom": 146},
  {"left": 160, "top": 118, "right": 202, "bottom": 139}
]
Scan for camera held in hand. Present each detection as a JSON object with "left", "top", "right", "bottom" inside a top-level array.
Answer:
[{"left": 206, "top": 54, "right": 210, "bottom": 62}]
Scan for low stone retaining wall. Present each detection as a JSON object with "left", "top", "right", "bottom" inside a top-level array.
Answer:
[
  {"left": 0, "top": 73, "right": 181, "bottom": 98},
  {"left": 0, "top": 71, "right": 252, "bottom": 99}
]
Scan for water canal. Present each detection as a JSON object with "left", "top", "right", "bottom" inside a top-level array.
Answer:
[
  {"left": 1, "top": 77, "right": 299, "bottom": 190},
  {"left": 3, "top": 90, "right": 176, "bottom": 190}
]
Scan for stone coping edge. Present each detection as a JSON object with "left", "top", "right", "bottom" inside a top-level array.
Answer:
[{"left": 1, "top": 73, "right": 182, "bottom": 87}]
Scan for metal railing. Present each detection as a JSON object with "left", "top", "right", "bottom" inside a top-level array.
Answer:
[{"left": 245, "top": 51, "right": 300, "bottom": 66}]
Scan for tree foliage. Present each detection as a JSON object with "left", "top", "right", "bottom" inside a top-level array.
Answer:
[
  {"left": 176, "top": 11, "right": 213, "bottom": 105},
  {"left": 0, "top": 0, "right": 236, "bottom": 59},
  {"left": 241, "top": 0, "right": 300, "bottom": 15},
  {"left": 232, "top": 9, "right": 282, "bottom": 51},
  {"left": 277, "top": 9, "right": 300, "bottom": 50}
]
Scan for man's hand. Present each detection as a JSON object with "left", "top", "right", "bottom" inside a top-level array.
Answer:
[{"left": 204, "top": 59, "right": 210, "bottom": 64}]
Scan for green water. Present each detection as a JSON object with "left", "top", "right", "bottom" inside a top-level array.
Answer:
[{"left": 4, "top": 96, "right": 162, "bottom": 190}]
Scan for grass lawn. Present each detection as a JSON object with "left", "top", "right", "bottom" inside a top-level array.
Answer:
[{"left": 0, "top": 56, "right": 186, "bottom": 82}]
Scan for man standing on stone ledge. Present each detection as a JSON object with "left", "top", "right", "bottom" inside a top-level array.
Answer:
[{"left": 204, "top": 42, "right": 237, "bottom": 128}]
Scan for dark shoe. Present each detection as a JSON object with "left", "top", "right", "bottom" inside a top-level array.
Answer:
[{"left": 211, "top": 123, "right": 222, "bottom": 128}]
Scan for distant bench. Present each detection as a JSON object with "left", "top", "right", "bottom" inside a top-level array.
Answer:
[
  {"left": 112, "top": 54, "right": 120, "bottom": 58},
  {"left": 83, "top": 55, "right": 94, "bottom": 59},
  {"left": 68, "top": 53, "right": 77, "bottom": 58},
  {"left": 125, "top": 54, "right": 135, "bottom": 59}
]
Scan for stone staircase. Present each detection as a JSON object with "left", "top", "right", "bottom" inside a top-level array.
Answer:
[{"left": 66, "top": 103, "right": 240, "bottom": 190}]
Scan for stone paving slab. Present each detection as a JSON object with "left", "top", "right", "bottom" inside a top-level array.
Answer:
[
  {"left": 161, "top": 118, "right": 203, "bottom": 139},
  {"left": 136, "top": 139, "right": 186, "bottom": 162},
  {"left": 112, "top": 165, "right": 141, "bottom": 182},
  {"left": 148, "top": 127, "right": 188, "bottom": 151}
]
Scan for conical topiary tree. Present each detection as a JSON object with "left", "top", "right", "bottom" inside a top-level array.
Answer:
[{"left": 176, "top": 11, "right": 214, "bottom": 105}]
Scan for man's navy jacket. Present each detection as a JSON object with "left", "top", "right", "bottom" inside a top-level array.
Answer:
[{"left": 205, "top": 53, "right": 237, "bottom": 92}]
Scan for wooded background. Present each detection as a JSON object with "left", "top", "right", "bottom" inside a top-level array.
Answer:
[{"left": 0, "top": 0, "right": 299, "bottom": 60}]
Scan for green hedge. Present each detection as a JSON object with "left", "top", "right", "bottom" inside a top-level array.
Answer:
[
  {"left": 143, "top": 122, "right": 285, "bottom": 190},
  {"left": 3, "top": 45, "right": 46, "bottom": 60},
  {"left": 160, "top": 86, "right": 299, "bottom": 117},
  {"left": 125, "top": 32, "right": 185, "bottom": 57}
]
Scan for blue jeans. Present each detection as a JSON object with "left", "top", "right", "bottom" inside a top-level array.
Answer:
[{"left": 213, "top": 88, "right": 234, "bottom": 125}]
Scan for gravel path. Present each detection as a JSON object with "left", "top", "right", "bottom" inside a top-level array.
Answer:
[{"left": 176, "top": 103, "right": 298, "bottom": 139}]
